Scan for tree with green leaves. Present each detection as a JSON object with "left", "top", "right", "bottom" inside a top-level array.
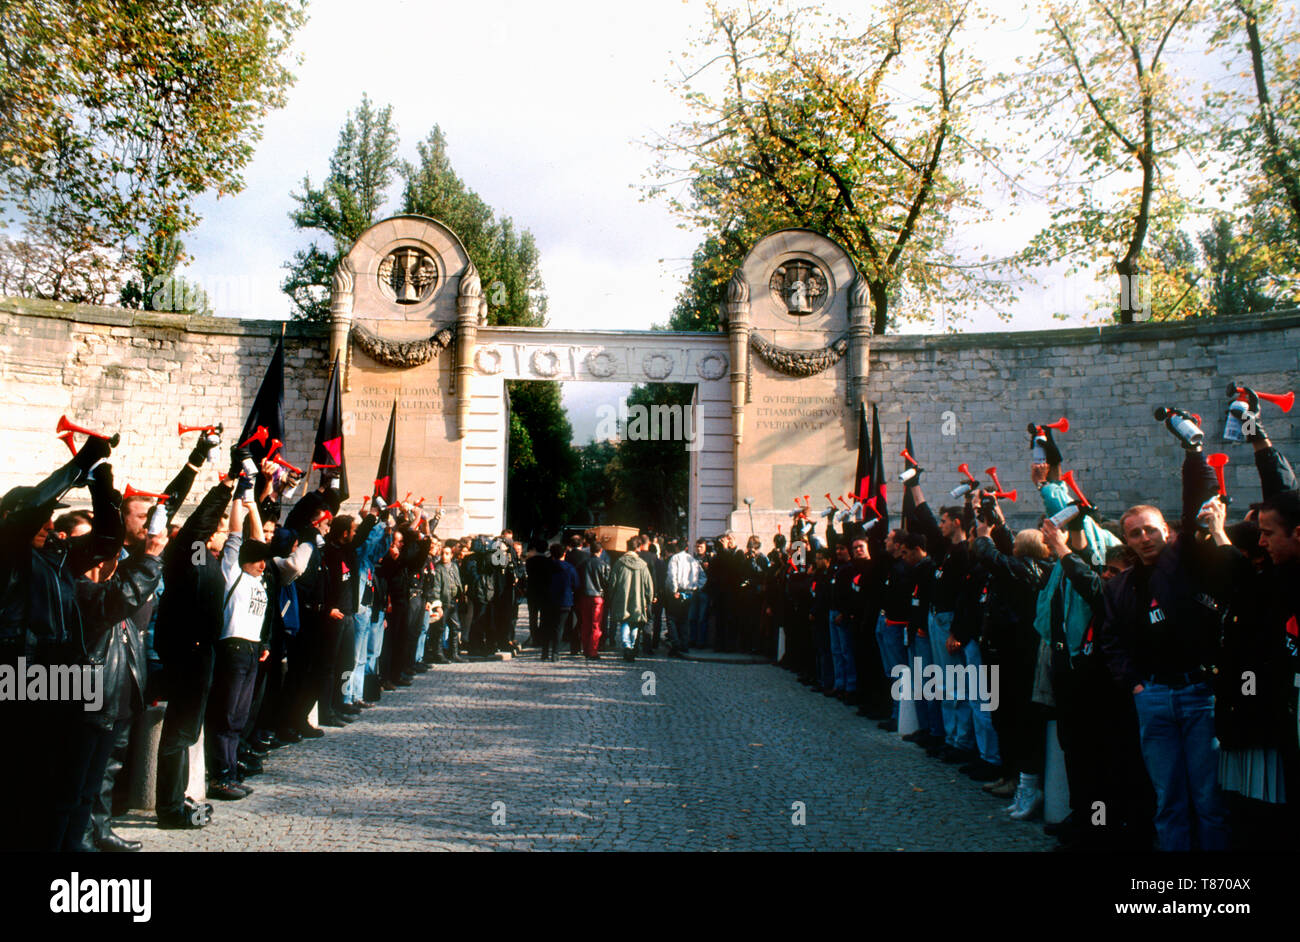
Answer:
[
  {"left": 1012, "top": 0, "right": 1211, "bottom": 322},
  {"left": 0, "top": 0, "right": 306, "bottom": 303},
  {"left": 650, "top": 0, "right": 1016, "bottom": 335},
  {"left": 605, "top": 383, "right": 693, "bottom": 537},
  {"left": 1206, "top": 0, "right": 1300, "bottom": 300},
  {"left": 401, "top": 127, "right": 547, "bottom": 327},
  {"left": 1198, "top": 215, "right": 1281, "bottom": 316},
  {"left": 399, "top": 124, "right": 563, "bottom": 537},
  {"left": 283, "top": 94, "right": 401, "bottom": 320}
]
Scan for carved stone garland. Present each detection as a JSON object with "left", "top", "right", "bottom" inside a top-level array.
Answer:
[
  {"left": 748, "top": 332, "right": 850, "bottom": 377},
  {"left": 350, "top": 322, "right": 457, "bottom": 369}
]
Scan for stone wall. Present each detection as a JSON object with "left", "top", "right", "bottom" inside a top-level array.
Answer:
[
  {"left": 2, "top": 295, "right": 1297, "bottom": 535},
  {"left": 865, "top": 311, "right": 1300, "bottom": 529},
  {"left": 0, "top": 297, "right": 330, "bottom": 504}
]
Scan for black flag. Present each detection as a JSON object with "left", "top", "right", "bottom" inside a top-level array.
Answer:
[
  {"left": 901, "top": 419, "right": 916, "bottom": 531},
  {"left": 374, "top": 401, "right": 397, "bottom": 502},
  {"left": 854, "top": 401, "right": 872, "bottom": 504},
  {"left": 867, "top": 403, "right": 889, "bottom": 532},
  {"left": 239, "top": 336, "right": 285, "bottom": 469},
  {"left": 312, "top": 355, "right": 349, "bottom": 500}
]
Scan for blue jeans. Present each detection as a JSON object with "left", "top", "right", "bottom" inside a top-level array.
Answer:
[
  {"left": 414, "top": 607, "right": 431, "bottom": 662},
  {"left": 929, "top": 611, "right": 975, "bottom": 751},
  {"left": 875, "top": 614, "right": 906, "bottom": 721},
  {"left": 964, "top": 640, "right": 1001, "bottom": 766},
  {"left": 346, "top": 612, "right": 370, "bottom": 704},
  {"left": 367, "top": 611, "right": 386, "bottom": 676},
  {"left": 1132, "top": 681, "right": 1227, "bottom": 851},
  {"left": 618, "top": 621, "right": 641, "bottom": 650},
  {"left": 689, "top": 593, "right": 710, "bottom": 648},
  {"left": 828, "top": 610, "right": 857, "bottom": 692},
  {"left": 908, "top": 627, "right": 944, "bottom": 738}
]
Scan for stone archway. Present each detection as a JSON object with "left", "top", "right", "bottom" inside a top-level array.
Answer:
[{"left": 329, "top": 215, "right": 869, "bottom": 541}]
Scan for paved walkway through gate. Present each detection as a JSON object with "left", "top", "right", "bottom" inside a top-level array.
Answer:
[{"left": 116, "top": 624, "right": 1053, "bottom": 851}]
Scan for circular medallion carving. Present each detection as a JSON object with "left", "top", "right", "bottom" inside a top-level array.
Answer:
[
  {"left": 530, "top": 348, "right": 562, "bottom": 378},
  {"left": 768, "top": 258, "right": 830, "bottom": 316},
  {"left": 474, "top": 346, "right": 503, "bottom": 375},
  {"left": 378, "top": 246, "right": 439, "bottom": 304},
  {"left": 642, "top": 352, "right": 675, "bottom": 381},
  {"left": 697, "top": 352, "right": 728, "bottom": 381},
  {"left": 585, "top": 348, "right": 618, "bottom": 378}
]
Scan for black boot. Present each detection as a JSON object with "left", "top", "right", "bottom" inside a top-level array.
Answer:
[{"left": 447, "top": 637, "right": 464, "bottom": 663}]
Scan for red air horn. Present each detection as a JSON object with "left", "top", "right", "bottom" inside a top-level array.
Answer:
[
  {"left": 900, "top": 448, "right": 918, "bottom": 466},
  {"left": 177, "top": 422, "right": 221, "bottom": 436},
  {"left": 311, "top": 462, "right": 338, "bottom": 473},
  {"left": 1228, "top": 383, "right": 1295, "bottom": 413},
  {"left": 271, "top": 454, "right": 303, "bottom": 475},
  {"left": 1206, "top": 453, "right": 1230, "bottom": 500},
  {"left": 1061, "top": 470, "right": 1092, "bottom": 508},
  {"left": 899, "top": 448, "right": 921, "bottom": 483},
  {"left": 1035, "top": 417, "right": 1070, "bottom": 435},
  {"left": 984, "top": 466, "right": 1017, "bottom": 502},
  {"left": 239, "top": 426, "right": 268, "bottom": 449},
  {"left": 123, "top": 485, "right": 169, "bottom": 501},
  {"left": 950, "top": 463, "right": 978, "bottom": 499},
  {"left": 56, "top": 415, "right": 120, "bottom": 448},
  {"left": 57, "top": 431, "right": 78, "bottom": 456},
  {"left": 264, "top": 438, "right": 284, "bottom": 461},
  {"left": 1047, "top": 470, "right": 1092, "bottom": 528}
]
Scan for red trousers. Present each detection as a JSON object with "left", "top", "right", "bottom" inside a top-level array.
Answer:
[{"left": 577, "top": 596, "right": 605, "bottom": 657}]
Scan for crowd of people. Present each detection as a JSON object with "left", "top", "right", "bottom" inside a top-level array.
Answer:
[
  {"left": 1, "top": 385, "right": 1297, "bottom": 855},
  {"left": 756, "top": 401, "right": 1300, "bottom": 853}
]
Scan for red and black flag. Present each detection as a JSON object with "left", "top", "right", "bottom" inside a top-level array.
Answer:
[
  {"left": 866, "top": 403, "right": 888, "bottom": 531},
  {"left": 854, "top": 401, "right": 872, "bottom": 505},
  {"left": 312, "top": 355, "right": 348, "bottom": 500},
  {"left": 239, "top": 336, "right": 285, "bottom": 473},
  {"left": 901, "top": 419, "right": 916, "bottom": 531},
  {"left": 373, "top": 400, "right": 397, "bottom": 502}
]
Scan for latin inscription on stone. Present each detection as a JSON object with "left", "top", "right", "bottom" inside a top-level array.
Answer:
[
  {"left": 753, "top": 394, "right": 845, "bottom": 431},
  {"left": 352, "top": 381, "right": 448, "bottom": 425}
]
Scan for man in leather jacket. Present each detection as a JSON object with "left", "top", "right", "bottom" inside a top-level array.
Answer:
[
  {"left": 70, "top": 487, "right": 167, "bottom": 851},
  {"left": 88, "top": 430, "right": 217, "bottom": 851},
  {"left": 0, "top": 436, "right": 120, "bottom": 851}
]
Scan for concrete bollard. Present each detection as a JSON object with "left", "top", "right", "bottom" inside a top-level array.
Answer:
[
  {"left": 776, "top": 627, "right": 785, "bottom": 663},
  {"left": 126, "top": 704, "right": 166, "bottom": 811},
  {"left": 1044, "top": 719, "right": 1069, "bottom": 824}
]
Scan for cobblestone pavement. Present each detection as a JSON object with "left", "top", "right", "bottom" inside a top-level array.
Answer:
[{"left": 116, "top": 646, "right": 1055, "bottom": 852}]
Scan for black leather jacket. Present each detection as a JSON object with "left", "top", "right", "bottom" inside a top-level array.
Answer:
[
  {"left": 78, "top": 553, "right": 164, "bottom": 729},
  {"left": 155, "top": 481, "right": 233, "bottom": 662},
  {"left": 0, "top": 453, "right": 121, "bottom": 666}
]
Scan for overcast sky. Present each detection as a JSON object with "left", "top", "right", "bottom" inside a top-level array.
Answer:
[{"left": 172, "top": 0, "right": 1238, "bottom": 440}]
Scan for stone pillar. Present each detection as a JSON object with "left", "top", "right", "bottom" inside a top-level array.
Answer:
[
  {"left": 328, "top": 258, "right": 355, "bottom": 391},
  {"left": 725, "top": 271, "right": 751, "bottom": 445},
  {"left": 847, "top": 272, "right": 872, "bottom": 412},
  {"left": 455, "top": 263, "right": 482, "bottom": 439}
]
